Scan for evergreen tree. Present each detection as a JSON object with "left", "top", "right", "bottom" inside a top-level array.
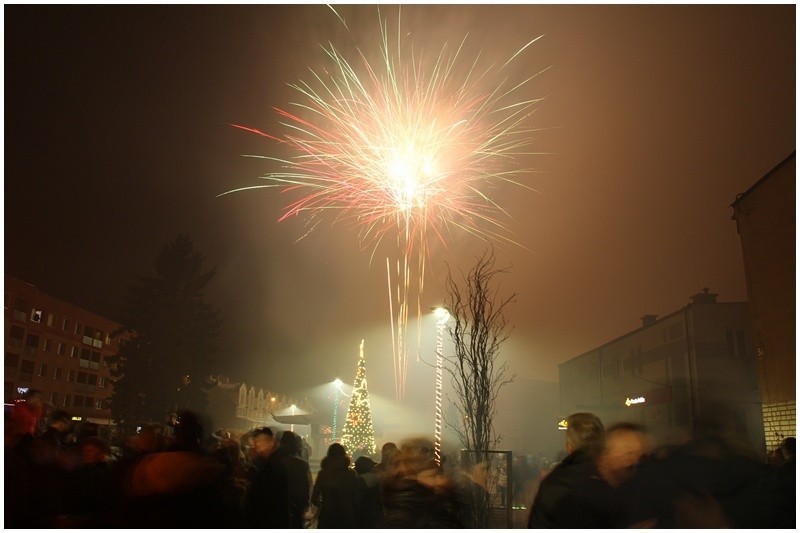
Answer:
[
  {"left": 341, "top": 340, "right": 377, "bottom": 457},
  {"left": 107, "top": 235, "right": 221, "bottom": 432}
]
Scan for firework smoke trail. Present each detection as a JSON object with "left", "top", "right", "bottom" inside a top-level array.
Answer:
[{"left": 222, "top": 6, "right": 546, "bottom": 403}]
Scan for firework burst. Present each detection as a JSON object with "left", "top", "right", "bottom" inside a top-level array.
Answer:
[{"left": 223, "top": 6, "right": 545, "bottom": 402}]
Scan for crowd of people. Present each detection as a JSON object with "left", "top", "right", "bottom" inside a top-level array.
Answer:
[
  {"left": 4, "top": 390, "right": 796, "bottom": 529},
  {"left": 4, "top": 394, "right": 493, "bottom": 528},
  {"left": 527, "top": 412, "right": 796, "bottom": 528}
]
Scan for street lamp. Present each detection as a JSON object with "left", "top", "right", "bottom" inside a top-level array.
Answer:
[
  {"left": 432, "top": 306, "right": 450, "bottom": 466},
  {"left": 332, "top": 378, "right": 343, "bottom": 442}
]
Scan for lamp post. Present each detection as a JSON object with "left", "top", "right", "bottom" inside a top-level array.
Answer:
[
  {"left": 433, "top": 306, "right": 450, "bottom": 466},
  {"left": 332, "top": 378, "right": 343, "bottom": 442}
]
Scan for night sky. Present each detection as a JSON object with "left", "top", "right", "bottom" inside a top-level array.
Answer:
[{"left": 4, "top": 5, "right": 795, "bottom": 440}]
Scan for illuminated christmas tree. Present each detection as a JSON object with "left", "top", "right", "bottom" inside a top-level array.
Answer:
[{"left": 341, "top": 340, "right": 377, "bottom": 456}]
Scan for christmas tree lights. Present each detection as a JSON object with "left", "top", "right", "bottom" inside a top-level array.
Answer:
[{"left": 341, "top": 340, "right": 377, "bottom": 456}]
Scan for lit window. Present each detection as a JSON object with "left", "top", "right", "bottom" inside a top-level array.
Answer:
[{"left": 30, "top": 309, "right": 42, "bottom": 323}]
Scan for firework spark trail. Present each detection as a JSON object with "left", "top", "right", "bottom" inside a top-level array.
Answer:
[{"left": 222, "top": 7, "right": 545, "bottom": 402}]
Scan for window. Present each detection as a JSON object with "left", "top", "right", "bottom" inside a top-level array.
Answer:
[
  {"left": 42, "top": 338, "right": 51, "bottom": 352},
  {"left": 87, "top": 373, "right": 97, "bottom": 393},
  {"left": 85, "top": 325, "right": 103, "bottom": 341},
  {"left": 46, "top": 313, "right": 55, "bottom": 327},
  {"left": 38, "top": 364, "right": 48, "bottom": 377},
  {"left": 5, "top": 353, "right": 20, "bottom": 368},
  {"left": 80, "top": 349, "right": 91, "bottom": 368},
  {"left": 727, "top": 328, "right": 748, "bottom": 358},
  {"left": 98, "top": 376, "right": 107, "bottom": 388},
  {"left": 95, "top": 399, "right": 104, "bottom": 410},
  {"left": 62, "top": 318, "right": 71, "bottom": 331},
  {"left": 63, "top": 394, "right": 71, "bottom": 407},
  {"left": 66, "top": 369, "right": 74, "bottom": 383},
  {"left": 736, "top": 330, "right": 747, "bottom": 358},
  {"left": 74, "top": 322, "right": 82, "bottom": 335},
  {"left": 70, "top": 346, "right": 78, "bottom": 358},
  {"left": 53, "top": 367, "right": 62, "bottom": 380},
  {"left": 50, "top": 392, "right": 58, "bottom": 405},
  {"left": 30, "top": 309, "right": 42, "bottom": 323},
  {"left": 84, "top": 396, "right": 94, "bottom": 408},
  {"left": 77, "top": 371, "right": 88, "bottom": 385},
  {"left": 74, "top": 395, "right": 84, "bottom": 407},
  {"left": 57, "top": 342, "right": 65, "bottom": 356},
  {"left": 90, "top": 351, "right": 100, "bottom": 370},
  {"left": 24, "top": 334, "right": 40, "bottom": 356},
  {"left": 8, "top": 325, "right": 25, "bottom": 348},
  {"left": 19, "top": 360, "right": 34, "bottom": 382}
]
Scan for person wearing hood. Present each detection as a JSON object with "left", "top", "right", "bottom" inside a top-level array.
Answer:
[{"left": 311, "top": 443, "right": 361, "bottom": 528}]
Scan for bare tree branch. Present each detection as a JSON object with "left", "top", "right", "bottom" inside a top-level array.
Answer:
[{"left": 442, "top": 248, "right": 516, "bottom": 526}]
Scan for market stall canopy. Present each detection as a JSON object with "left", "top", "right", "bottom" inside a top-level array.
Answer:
[{"left": 272, "top": 406, "right": 316, "bottom": 425}]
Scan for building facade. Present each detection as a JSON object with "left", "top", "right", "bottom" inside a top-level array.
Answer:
[
  {"left": 731, "top": 152, "right": 796, "bottom": 452},
  {"left": 559, "top": 289, "right": 765, "bottom": 456},
  {"left": 205, "top": 375, "right": 321, "bottom": 454},
  {"left": 4, "top": 275, "right": 122, "bottom": 428}
]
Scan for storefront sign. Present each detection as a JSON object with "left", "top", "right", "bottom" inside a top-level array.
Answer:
[{"left": 625, "top": 396, "right": 646, "bottom": 406}]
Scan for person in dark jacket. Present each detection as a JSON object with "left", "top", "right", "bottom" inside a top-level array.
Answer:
[
  {"left": 378, "top": 437, "right": 464, "bottom": 528},
  {"left": 311, "top": 443, "right": 361, "bottom": 528},
  {"left": 274, "top": 430, "right": 312, "bottom": 528},
  {"left": 244, "top": 426, "right": 291, "bottom": 528},
  {"left": 118, "top": 410, "right": 244, "bottom": 529},
  {"left": 527, "top": 412, "right": 605, "bottom": 528},
  {"left": 354, "top": 455, "right": 381, "bottom": 527}
]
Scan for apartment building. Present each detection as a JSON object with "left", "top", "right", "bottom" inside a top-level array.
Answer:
[
  {"left": 559, "top": 289, "right": 765, "bottom": 456},
  {"left": 4, "top": 275, "right": 122, "bottom": 428}
]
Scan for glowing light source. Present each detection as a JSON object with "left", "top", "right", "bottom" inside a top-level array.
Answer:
[
  {"left": 341, "top": 340, "right": 377, "bottom": 455},
  {"left": 332, "top": 378, "right": 343, "bottom": 442},
  {"left": 432, "top": 306, "right": 450, "bottom": 466}
]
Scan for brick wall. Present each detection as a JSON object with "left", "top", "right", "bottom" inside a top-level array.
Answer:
[{"left": 762, "top": 401, "right": 796, "bottom": 451}]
